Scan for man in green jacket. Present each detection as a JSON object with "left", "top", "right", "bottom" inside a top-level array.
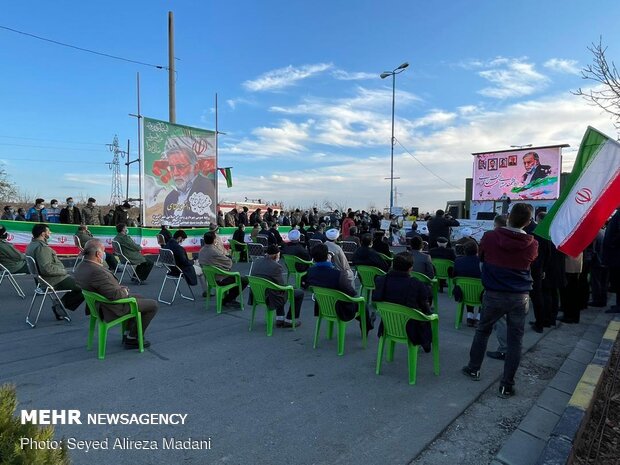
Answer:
[
  {"left": 113, "top": 223, "right": 154, "bottom": 282},
  {"left": 0, "top": 226, "right": 28, "bottom": 274},
  {"left": 25, "top": 223, "right": 84, "bottom": 319}
]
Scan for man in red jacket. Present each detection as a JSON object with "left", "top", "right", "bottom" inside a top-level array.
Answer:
[{"left": 462, "top": 203, "right": 538, "bottom": 398}]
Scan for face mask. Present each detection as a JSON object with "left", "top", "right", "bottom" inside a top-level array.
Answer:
[
  {"left": 101, "top": 251, "right": 107, "bottom": 264},
  {"left": 37, "top": 204, "right": 44, "bottom": 209},
  {"left": 68, "top": 202, "right": 74, "bottom": 207},
  {"left": 51, "top": 203, "right": 58, "bottom": 208}
]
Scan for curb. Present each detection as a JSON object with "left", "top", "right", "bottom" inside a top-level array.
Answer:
[{"left": 535, "top": 316, "right": 620, "bottom": 465}]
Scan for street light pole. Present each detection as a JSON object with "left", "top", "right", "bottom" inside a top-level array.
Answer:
[{"left": 381, "top": 62, "right": 409, "bottom": 215}]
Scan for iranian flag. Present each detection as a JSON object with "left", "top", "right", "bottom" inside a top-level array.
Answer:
[{"left": 535, "top": 126, "right": 620, "bottom": 257}]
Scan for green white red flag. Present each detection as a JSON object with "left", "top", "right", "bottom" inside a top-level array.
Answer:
[
  {"left": 535, "top": 126, "right": 620, "bottom": 257},
  {"left": 218, "top": 167, "right": 233, "bottom": 188}
]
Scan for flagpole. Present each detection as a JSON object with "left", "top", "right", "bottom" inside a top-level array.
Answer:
[{"left": 215, "top": 93, "right": 219, "bottom": 217}]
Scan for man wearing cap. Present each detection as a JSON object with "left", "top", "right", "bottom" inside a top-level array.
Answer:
[
  {"left": 198, "top": 231, "right": 248, "bottom": 307},
  {"left": 82, "top": 198, "right": 103, "bottom": 225},
  {"left": 112, "top": 202, "right": 132, "bottom": 226},
  {"left": 60, "top": 197, "right": 82, "bottom": 225},
  {"left": 429, "top": 237, "right": 456, "bottom": 261},
  {"left": 325, "top": 228, "right": 355, "bottom": 286},
  {"left": 158, "top": 222, "right": 172, "bottom": 244},
  {"left": 0, "top": 226, "right": 28, "bottom": 274},
  {"left": 161, "top": 137, "right": 215, "bottom": 225},
  {"left": 281, "top": 229, "right": 311, "bottom": 272},
  {"left": 251, "top": 244, "right": 304, "bottom": 328},
  {"left": 207, "top": 223, "right": 228, "bottom": 256}
]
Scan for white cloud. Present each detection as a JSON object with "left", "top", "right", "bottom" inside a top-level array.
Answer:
[
  {"left": 242, "top": 63, "right": 332, "bottom": 92},
  {"left": 332, "top": 69, "right": 377, "bottom": 80},
  {"left": 544, "top": 58, "right": 580, "bottom": 75},
  {"left": 478, "top": 57, "right": 549, "bottom": 99},
  {"left": 226, "top": 97, "right": 254, "bottom": 110},
  {"left": 224, "top": 120, "right": 313, "bottom": 156}
]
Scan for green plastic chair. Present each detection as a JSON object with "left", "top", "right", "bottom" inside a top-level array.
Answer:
[
  {"left": 410, "top": 271, "right": 440, "bottom": 314},
  {"left": 432, "top": 258, "right": 454, "bottom": 296},
  {"left": 247, "top": 276, "right": 295, "bottom": 336},
  {"left": 82, "top": 290, "right": 144, "bottom": 360},
  {"left": 228, "top": 239, "right": 248, "bottom": 263},
  {"left": 202, "top": 265, "right": 245, "bottom": 314},
  {"left": 453, "top": 277, "right": 484, "bottom": 329},
  {"left": 375, "top": 301, "right": 439, "bottom": 385},
  {"left": 281, "top": 254, "right": 313, "bottom": 289},
  {"left": 311, "top": 286, "right": 366, "bottom": 356},
  {"left": 377, "top": 252, "right": 393, "bottom": 267},
  {"left": 356, "top": 265, "right": 386, "bottom": 306}
]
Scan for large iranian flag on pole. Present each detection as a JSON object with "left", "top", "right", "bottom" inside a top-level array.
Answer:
[{"left": 535, "top": 126, "right": 620, "bottom": 257}]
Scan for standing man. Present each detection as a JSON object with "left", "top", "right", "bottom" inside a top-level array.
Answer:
[
  {"left": 47, "top": 200, "right": 61, "bottom": 224},
  {"left": 462, "top": 203, "right": 538, "bottom": 398},
  {"left": 603, "top": 207, "right": 620, "bottom": 313},
  {"left": 25, "top": 223, "right": 84, "bottom": 319},
  {"left": 427, "top": 210, "right": 460, "bottom": 248},
  {"left": 60, "top": 197, "right": 82, "bottom": 225},
  {"left": 82, "top": 197, "right": 103, "bottom": 225},
  {"left": 75, "top": 239, "right": 158, "bottom": 349},
  {"left": 26, "top": 198, "right": 47, "bottom": 223}
]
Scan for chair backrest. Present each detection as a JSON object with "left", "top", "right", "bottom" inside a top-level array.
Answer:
[
  {"left": 25, "top": 255, "right": 40, "bottom": 279},
  {"left": 82, "top": 289, "right": 104, "bottom": 321},
  {"left": 156, "top": 234, "right": 166, "bottom": 246},
  {"left": 410, "top": 271, "right": 432, "bottom": 285},
  {"left": 256, "top": 235, "right": 268, "bottom": 247},
  {"left": 356, "top": 265, "right": 386, "bottom": 289},
  {"left": 375, "top": 301, "right": 435, "bottom": 340},
  {"left": 201, "top": 265, "right": 231, "bottom": 287},
  {"left": 281, "top": 254, "right": 311, "bottom": 273},
  {"left": 453, "top": 277, "right": 484, "bottom": 306},
  {"left": 111, "top": 240, "right": 129, "bottom": 264},
  {"left": 158, "top": 248, "right": 179, "bottom": 271},
  {"left": 377, "top": 252, "right": 393, "bottom": 263},
  {"left": 247, "top": 243, "right": 265, "bottom": 260},
  {"left": 73, "top": 235, "right": 83, "bottom": 251},
  {"left": 340, "top": 241, "right": 359, "bottom": 254},
  {"left": 247, "top": 276, "right": 291, "bottom": 307},
  {"left": 308, "top": 238, "right": 323, "bottom": 250},
  {"left": 311, "top": 286, "right": 360, "bottom": 319},
  {"left": 432, "top": 258, "right": 454, "bottom": 279},
  {"left": 229, "top": 239, "right": 248, "bottom": 251}
]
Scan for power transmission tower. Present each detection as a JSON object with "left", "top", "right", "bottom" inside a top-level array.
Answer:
[{"left": 106, "top": 135, "right": 126, "bottom": 206}]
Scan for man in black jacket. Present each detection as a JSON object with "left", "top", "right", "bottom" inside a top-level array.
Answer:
[{"left": 427, "top": 210, "right": 459, "bottom": 248}]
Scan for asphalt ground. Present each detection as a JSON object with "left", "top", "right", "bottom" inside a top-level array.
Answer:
[{"left": 0, "top": 256, "right": 598, "bottom": 465}]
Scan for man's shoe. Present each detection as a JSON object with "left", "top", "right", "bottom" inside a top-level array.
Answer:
[
  {"left": 202, "top": 291, "right": 208, "bottom": 298},
  {"left": 466, "top": 318, "right": 475, "bottom": 327},
  {"left": 51, "top": 304, "right": 69, "bottom": 321},
  {"left": 282, "top": 320, "right": 301, "bottom": 328},
  {"left": 486, "top": 351, "right": 506, "bottom": 360},
  {"left": 531, "top": 324, "right": 543, "bottom": 334},
  {"left": 498, "top": 385, "right": 515, "bottom": 399},
  {"left": 123, "top": 338, "right": 150, "bottom": 349},
  {"left": 223, "top": 300, "right": 241, "bottom": 308},
  {"left": 461, "top": 366, "right": 480, "bottom": 381},
  {"left": 557, "top": 317, "right": 577, "bottom": 324},
  {"left": 276, "top": 320, "right": 285, "bottom": 328}
]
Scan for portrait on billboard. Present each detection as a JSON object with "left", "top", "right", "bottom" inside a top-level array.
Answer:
[
  {"left": 508, "top": 155, "right": 517, "bottom": 166},
  {"left": 499, "top": 158, "right": 508, "bottom": 168},
  {"left": 143, "top": 117, "right": 217, "bottom": 227},
  {"left": 478, "top": 158, "right": 486, "bottom": 170},
  {"left": 488, "top": 158, "right": 498, "bottom": 171}
]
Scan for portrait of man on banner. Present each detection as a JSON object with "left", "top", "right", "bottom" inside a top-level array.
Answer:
[{"left": 143, "top": 117, "right": 217, "bottom": 227}]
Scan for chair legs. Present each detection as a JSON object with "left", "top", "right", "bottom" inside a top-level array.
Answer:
[
  {"left": 26, "top": 288, "right": 70, "bottom": 328},
  {"left": 158, "top": 276, "right": 195, "bottom": 305},
  {"left": 249, "top": 304, "right": 275, "bottom": 336},
  {"left": 375, "top": 336, "right": 438, "bottom": 385},
  {"left": 313, "top": 318, "right": 354, "bottom": 356},
  {"left": 455, "top": 302, "right": 464, "bottom": 329},
  {"left": 1, "top": 270, "right": 25, "bottom": 298},
  {"left": 407, "top": 344, "right": 419, "bottom": 385}
]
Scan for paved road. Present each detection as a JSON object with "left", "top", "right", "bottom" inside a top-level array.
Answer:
[{"left": 0, "top": 259, "right": 606, "bottom": 465}]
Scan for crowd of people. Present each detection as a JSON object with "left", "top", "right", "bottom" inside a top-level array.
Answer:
[{"left": 1, "top": 201, "right": 619, "bottom": 398}]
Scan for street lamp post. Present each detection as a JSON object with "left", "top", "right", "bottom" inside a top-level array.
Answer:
[{"left": 380, "top": 62, "right": 409, "bottom": 215}]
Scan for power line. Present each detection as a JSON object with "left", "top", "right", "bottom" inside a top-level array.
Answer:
[
  {"left": 0, "top": 25, "right": 168, "bottom": 70},
  {"left": 394, "top": 138, "right": 463, "bottom": 190},
  {"left": 0, "top": 135, "right": 107, "bottom": 146},
  {"left": 0, "top": 142, "right": 108, "bottom": 153},
  {"left": 0, "top": 157, "right": 107, "bottom": 165}
]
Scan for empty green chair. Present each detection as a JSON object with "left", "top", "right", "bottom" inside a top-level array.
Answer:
[
  {"left": 202, "top": 265, "right": 245, "bottom": 314},
  {"left": 281, "top": 254, "right": 313, "bottom": 289},
  {"left": 453, "top": 277, "right": 484, "bottom": 329},
  {"left": 375, "top": 301, "right": 439, "bottom": 385},
  {"left": 431, "top": 258, "right": 454, "bottom": 296},
  {"left": 377, "top": 252, "right": 393, "bottom": 268},
  {"left": 228, "top": 239, "right": 248, "bottom": 263},
  {"left": 82, "top": 290, "right": 144, "bottom": 360},
  {"left": 410, "top": 271, "right": 440, "bottom": 314},
  {"left": 356, "top": 265, "right": 386, "bottom": 306},
  {"left": 311, "top": 286, "right": 366, "bottom": 356},
  {"left": 247, "top": 276, "right": 295, "bottom": 336}
]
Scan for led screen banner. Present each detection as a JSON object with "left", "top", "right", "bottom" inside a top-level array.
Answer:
[
  {"left": 143, "top": 117, "right": 217, "bottom": 227},
  {"left": 472, "top": 146, "right": 563, "bottom": 201}
]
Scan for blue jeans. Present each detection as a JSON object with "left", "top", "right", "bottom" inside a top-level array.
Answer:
[{"left": 468, "top": 290, "right": 529, "bottom": 387}]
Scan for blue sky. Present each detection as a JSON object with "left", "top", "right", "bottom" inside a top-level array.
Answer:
[{"left": 2, "top": 0, "right": 620, "bottom": 213}]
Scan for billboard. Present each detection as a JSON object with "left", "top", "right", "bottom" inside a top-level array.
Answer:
[
  {"left": 472, "top": 146, "right": 562, "bottom": 201},
  {"left": 143, "top": 117, "right": 217, "bottom": 227}
]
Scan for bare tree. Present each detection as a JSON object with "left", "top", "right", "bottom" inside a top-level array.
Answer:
[
  {"left": 0, "top": 166, "right": 18, "bottom": 201},
  {"left": 574, "top": 38, "right": 620, "bottom": 129}
]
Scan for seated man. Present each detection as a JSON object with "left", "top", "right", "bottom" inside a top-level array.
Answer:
[
  {"left": 251, "top": 244, "right": 303, "bottom": 328},
  {"left": 198, "top": 231, "right": 248, "bottom": 308},
  {"left": 281, "top": 229, "right": 311, "bottom": 272},
  {"left": 454, "top": 240, "right": 482, "bottom": 327},
  {"left": 325, "top": 228, "right": 355, "bottom": 286},
  {"left": 0, "top": 225, "right": 28, "bottom": 274},
  {"left": 113, "top": 223, "right": 154, "bottom": 282},
  {"left": 269, "top": 222, "right": 284, "bottom": 246},
  {"left": 76, "top": 224, "right": 117, "bottom": 271},
  {"left": 371, "top": 231, "right": 392, "bottom": 257},
  {"left": 257, "top": 222, "right": 276, "bottom": 246},
  {"left": 231, "top": 224, "right": 248, "bottom": 262},
  {"left": 304, "top": 243, "right": 371, "bottom": 331},
  {"left": 410, "top": 236, "right": 434, "bottom": 279},
  {"left": 342, "top": 226, "right": 361, "bottom": 247},
  {"left": 164, "top": 230, "right": 207, "bottom": 296},
  {"left": 372, "top": 252, "right": 433, "bottom": 352},
  {"left": 75, "top": 239, "right": 158, "bottom": 349},
  {"left": 25, "top": 223, "right": 84, "bottom": 319},
  {"left": 352, "top": 233, "right": 390, "bottom": 272},
  {"left": 429, "top": 236, "right": 456, "bottom": 292},
  {"left": 158, "top": 222, "right": 172, "bottom": 244}
]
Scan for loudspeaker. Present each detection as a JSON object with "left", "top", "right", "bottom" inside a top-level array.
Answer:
[
  {"left": 476, "top": 212, "right": 497, "bottom": 220},
  {"left": 411, "top": 207, "right": 419, "bottom": 216}
]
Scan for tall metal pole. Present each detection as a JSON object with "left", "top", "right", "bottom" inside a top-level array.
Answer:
[
  {"left": 168, "top": 11, "right": 176, "bottom": 124},
  {"left": 137, "top": 72, "right": 143, "bottom": 223},
  {"left": 125, "top": 139, "right": 130, "bottom": 201},
  {"left": 389, "top": 72, "right": 396, "bottom": 214},
  {"left": 215, "top": 93, "right": 219, "bottom": 215}
]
